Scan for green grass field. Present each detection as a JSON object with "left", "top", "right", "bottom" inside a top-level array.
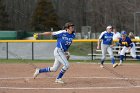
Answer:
[{"left": 69, "top": 42, "right": 96, "bottom": 56}]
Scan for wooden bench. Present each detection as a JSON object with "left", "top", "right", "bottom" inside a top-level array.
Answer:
[{"left": 88, "top": 45, "right": 140, "bottom": 60}]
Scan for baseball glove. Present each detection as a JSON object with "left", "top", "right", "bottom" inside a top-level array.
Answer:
[{"left": 65, "top": 51, "right": 70, "bottom": 60}]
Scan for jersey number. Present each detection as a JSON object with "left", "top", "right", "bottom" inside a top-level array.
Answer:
[{"left": 65, "top": 41, "right": 72, "bottom": 45}]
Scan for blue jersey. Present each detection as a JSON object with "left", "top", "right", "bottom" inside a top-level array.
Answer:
[
  {"left": 52, "top": 30, "right": 75, "bottom": 52},
  {"left": 99, "top": 31, "right": 113, "bottom": 45},
  {"left": 119, "top": 36, "right": 133, "bottom": 47}
]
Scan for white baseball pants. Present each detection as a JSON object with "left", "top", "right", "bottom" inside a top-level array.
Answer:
[{"left": 50, "top": 47, "right": 69, "bottom": 72}]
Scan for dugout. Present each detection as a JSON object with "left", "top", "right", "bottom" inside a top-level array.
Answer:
[
  {"left": 0, "top": 31, "right": 17, "bottom": 40},
  {"left": 0, "top": 31, "right": 34, "bottom": 40}
]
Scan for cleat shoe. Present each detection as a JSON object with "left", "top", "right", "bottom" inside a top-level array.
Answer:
[
  {"left": 55, "top": 78, "right": 64, "bottom": 84},
  {"left": 33, "top": 68, "right": 40, "bottom": 79},
  {"left": 100, "top": 64, "right": 104, "bottom": 68},
  {"left": 113, "top": 63, "right": 118, "bottom": 68}
]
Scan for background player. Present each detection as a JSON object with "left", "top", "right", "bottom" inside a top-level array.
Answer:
[
  {"left": 112, "top": 27, "right": 121, "bottom": 46},
  {"left": 128, "top": 32, "right": 135, "bottom": 39},
  {"left": 33, "top": 22, "right": 75, "bottom": 84},
  {"left": 118, "top": 31, "right": 140, "bottom": 65},
  {"left": 97, "top": 25, "right": 118, "bottom": 68}
]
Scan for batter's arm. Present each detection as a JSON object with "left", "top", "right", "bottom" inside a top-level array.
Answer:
[
  {"left": 119, "top": 45, "right": 121, "bottom": 51},
  {"left": 97, "top": 31, "right": 104, "bottom": 49},
  {"left": 110, "top": 40, "right": 115, "bottom": 48},
  {"left": 127, "top": 47, "right": 131, "bottom": 53},
  {"left": 127, "top": 38, "right": 133, "bottom": 52},
  {"left": 118, "top": 45, "right": 121, "bottom": 54},
  {"left": 118, "top": 39, "right": 122, "bottom": 53},
  {"left": 38, "top": 32, "right": 53, "bottom": 36},
  {"left": 127, "top": 43, "right": 133, "bottom": 52},
  {"left": 33, "top": 32, "right": 53, "bottom": 39},
  {"left": 97, "top": 39, "right": 101, "bottom": 49}
]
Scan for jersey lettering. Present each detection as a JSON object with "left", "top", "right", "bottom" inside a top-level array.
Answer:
[
  {"left": 99, "top": 31, "right": 113, "bottom": 45},
  {"left": 52, "top": 30, "right": 75, "bottom": 51},
  {"left": 122, "top": 42, "right": 128, "bottom": 46},
  {"left": 119, "top": 37, "right": 132, "bottom": 47}
]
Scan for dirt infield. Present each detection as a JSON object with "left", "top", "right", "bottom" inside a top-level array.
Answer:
[{"left": 0, "top": 62, "right": 140, "bottom": 93}]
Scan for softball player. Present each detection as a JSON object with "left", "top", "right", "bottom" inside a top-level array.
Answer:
[
  {"left": 33, "top": 22, "right": 75, "bottom": 83},
  {"left": 113, "top": 28, "right": 121, "bottom": 41},
  {"left": 118, "top": 31, "right": 140, "bottom": 65},
  {"left": 112, "top": 28, "right": 121, "bottom": 46},
  {"left": 97, "top": 26, "right": 118, "bottom": 68}
]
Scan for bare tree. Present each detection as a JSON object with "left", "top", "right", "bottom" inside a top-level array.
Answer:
[
  {"left": 1, "top": 0, "right": 140, "bottom": 35},
  {"left": 0, "top": 0, "right": 9, "bottom": 30}
]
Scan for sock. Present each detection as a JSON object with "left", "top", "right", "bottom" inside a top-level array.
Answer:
[
  {"left": 39, "top": 67, "right": 50, "bottom": 73},
  {"left": 120, "top": 60, "right": 123, "bottom": 64},
  {"left": 57, "top": 69, "right": 66, "bottom": 79},
  {"left": 101, "top": 59, "right": 104, "bottom": 65},
  {"left": 120, "top": 55, "right": 124, "bottom": 62},
  {"left": 111, "top": 58, "right": 115, "bottom": 64},
  {"left": 136, "top": 56, "right": 140, "bottom": 60}
]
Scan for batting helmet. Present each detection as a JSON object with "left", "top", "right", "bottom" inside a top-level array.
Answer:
[
  {"left": 64, "top": 22, "right": 74, "bottom": 29},
  {"left": 121, "top": 31, "right": 127, "bottom": 35}
]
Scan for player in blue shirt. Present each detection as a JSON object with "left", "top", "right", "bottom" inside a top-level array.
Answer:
[
  {"left": 33, "top": 22, "right": 75, "bottom": 83},
  {"left": 97, "top": 26, "right": 118, "bottom": 68},
  {"left": 118, "top": 31, "right": 140, "bottom": 65}
]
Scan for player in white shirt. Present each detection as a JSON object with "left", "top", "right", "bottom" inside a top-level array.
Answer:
[
  {"left": 113, "top": 28, "right": 121, "bottom": 46},
  {"left": 113, "top": 28, "right": 121, "bottom": 40}
]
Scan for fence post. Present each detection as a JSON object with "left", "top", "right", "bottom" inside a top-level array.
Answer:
[
  {"left": 32, "top": 42, "right": 34, "bottom": 60},
  {"left": 6, "top": 42, "right": 8, "bottom": 60},
  {"left": 91, "top": 42, "right": 93, "bottom": 60}
]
